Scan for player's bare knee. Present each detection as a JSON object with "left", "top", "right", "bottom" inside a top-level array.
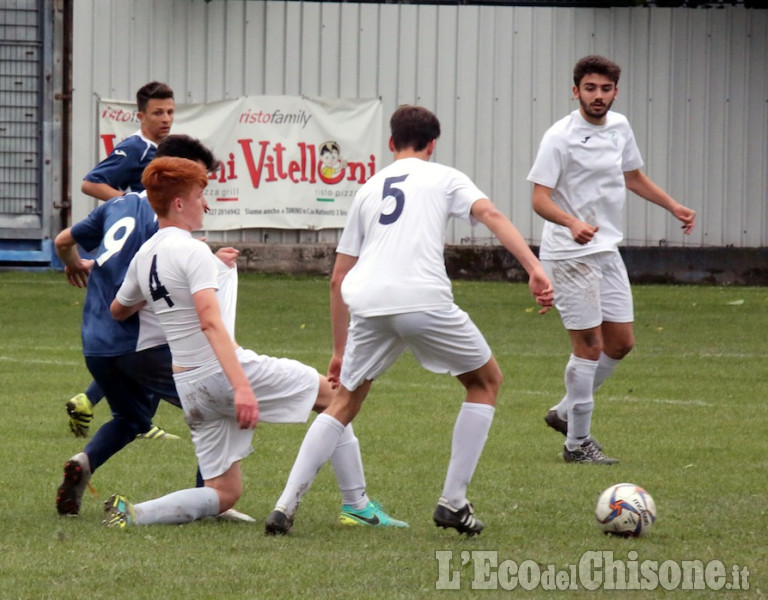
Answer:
[
  {"left": 322, "top": 388, "right": 365, "bottom": 425},
  {"left": 458, "top": 361, "right": 502, "bottom": 401},
  {"left": 481, "top": 367, "right": 503, "bottom": 397},
  {"left": 605, "top": 337, "right": 634, "bottom": 359},
  {"left": 312, "top": 376, "right": 333, "bottom": 412},
  {"left": 483, "top": 355, "right": 503, "bottom": 381},
  {"left": 213, "top": 485, "right": 242, "bottom": 513},
  {"left": 620, "top": 336, "right": 635, "bottom": 357},
  {"left": 334, "top": 397, "right": 364, "bottom": 424}
]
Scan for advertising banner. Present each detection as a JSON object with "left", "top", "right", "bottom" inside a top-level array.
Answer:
[{"left": 96, "top": 96, "right": 383, "bottom": 230}]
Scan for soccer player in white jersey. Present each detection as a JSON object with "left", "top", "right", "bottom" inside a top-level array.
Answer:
[
  {"left": 107, "top": 157, "right": 406, "bottom": 529},
  {"left": 55, "top": 135, "right": 255, "bottom": 521},
  {"left": 527, "top": 55, "right": 696, "bottom": 464},
  {"left": 263, "top": 105, "right": 554, "bottom": 537}
]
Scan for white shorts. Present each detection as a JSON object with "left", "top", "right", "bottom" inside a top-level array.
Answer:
[
  {"left": 173, "top": 347, "right": 318, "bottom": 480},
  {"left": 542, "top": 250, "right": 634, "bottom": 331},
  {"left": 340, "top": 305, "right": 492, "bottom": 390}
]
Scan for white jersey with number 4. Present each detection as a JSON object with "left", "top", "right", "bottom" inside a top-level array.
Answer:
[
  {"left": 337, "top": 157, "right": 485, "bottom": 317},
  {"left": 117, "top": 226, "right": 235, "bottom": 369}
]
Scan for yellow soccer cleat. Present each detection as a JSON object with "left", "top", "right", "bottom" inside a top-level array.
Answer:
[
  {"left": 103, "top": 494, "right": 135, "bottom": 528},
  {"left": 136, "top": 424, "right": 180, "bottom": 440},
  {"left": 65, "top": 393, "right": 94, "bottom": 438}
]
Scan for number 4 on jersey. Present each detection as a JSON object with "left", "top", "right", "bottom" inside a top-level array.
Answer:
[{"left": 149, "top": 254, "right": 174, "bottom": 307}]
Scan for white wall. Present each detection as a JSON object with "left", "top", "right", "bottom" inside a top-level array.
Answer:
[{"left": 72, "top": 1, "right": 768, "bottom": 247}]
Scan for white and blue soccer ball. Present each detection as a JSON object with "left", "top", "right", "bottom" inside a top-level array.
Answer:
[{"left": 595, "top": 483, "right": 656, "bottom": 537}]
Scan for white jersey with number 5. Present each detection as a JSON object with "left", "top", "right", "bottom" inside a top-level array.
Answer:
[{"left": 337, "top": 157, "right": 485, "bottom": 317}]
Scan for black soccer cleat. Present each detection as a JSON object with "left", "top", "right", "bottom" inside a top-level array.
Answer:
[
  {"left": 264, "top": 509, "right": 293, "bottom": 535},
  {"left": 545, "top": 408, "right": 602, "bottom": 450},
  {"left": 433, "top": 497, "right": 484, "bottom": 537},
  {"left": 563, "top": 440, "right": 619, "bottom": 465},
  {"left": 544, "top": 408, "right": 568, "bottom": 435}
]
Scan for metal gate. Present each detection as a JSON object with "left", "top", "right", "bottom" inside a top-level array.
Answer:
[{"left": 0, "top": 0, "right": 54, "bottom": 264}]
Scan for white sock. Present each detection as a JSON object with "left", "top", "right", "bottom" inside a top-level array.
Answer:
[
  {"left": 441, "top": 402, "right": 495, "bottom": 509},
  {"left": 133, "top": 487, "right": 220, "bottom": 525},
  {"left": 330, "top": 423, "right": 369, "bottom": 510},
  {"left": 594, "top": 352, "right": 621, "bottom": 391},
  {"left": 555, "top": 352, "right": 621, "bottom": 418},
  {"left": 275, "top": 413, "right": 346, "bottom": 517},
  {"left": 564, "top": 355, "right": 598, "bottom": 450}
]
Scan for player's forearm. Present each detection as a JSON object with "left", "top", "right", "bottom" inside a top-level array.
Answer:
[
  {"left": 492, "top": 220, "right": 542, "bottom": 274},
  {"left": 110, "top": 298, "right": 144, "bottom": 321},
  {"left": 54, "top": 228, "right": 83, "bottom": 269},
  {"left": 473, "top": 200, "right": 541, "bottom": 275},
  {"left": 329, "top": 289, "right": 349, "bottom": 357},
  {"left": 624, "top": 170, "right": 675, "bottom": 211},
  {"left": 329, "top": 253, "right": 356, "bottom": 356},
  {"left": 532, "top": 186, "right": 579, "bottom": 230},
  {"left": 55, "top": 238, "right": 79, "bottom": 268},
  {"left": 81, "top": 180, "right": 123, "bottom": 201},
  {"left": 203, "top": 320, "right": 251, "bottom": 391}
]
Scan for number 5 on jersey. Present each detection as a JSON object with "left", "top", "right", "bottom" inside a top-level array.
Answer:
[
  {"left": 149, "top": 254, "right": 174, "bottom": 307},
  {"left": 379, "top": 175, "right": 408, "bottom": 225}
]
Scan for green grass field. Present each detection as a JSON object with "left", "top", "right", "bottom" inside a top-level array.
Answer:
[{"left": 0, "top": 271, "right": 765, "bottom": 599}]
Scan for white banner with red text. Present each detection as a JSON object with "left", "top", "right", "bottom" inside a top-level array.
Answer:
[{"left": 97, "top": 96, "right": 383, "bottom": 230}]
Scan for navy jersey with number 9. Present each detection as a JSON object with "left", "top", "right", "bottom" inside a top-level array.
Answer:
[{"left": 70, "top": 193, "right": 165, "bottom": 356}]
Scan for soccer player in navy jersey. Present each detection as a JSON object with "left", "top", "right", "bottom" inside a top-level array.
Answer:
[
  {"left": 82, "top": 81, "right": 175, "bottom": 201},
  {"left": 54, "top": 136, "right": 249, "bottom": 518},
  {"left": 67, "top": 81, "right": 176, "bottom": 439}
]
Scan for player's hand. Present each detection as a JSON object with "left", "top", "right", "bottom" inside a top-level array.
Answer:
[
  {"left": 64, "top": 259, "right": 94, "bottom": 288},
  {"left": 569, "top": 220, "right": 598, "bottom": 245},
  {"left": 327, "top": 354, "right": 343, "bottom": 389},
  {"left": 528, "top": 266, "right": 554, "bottom": 315},
  {"left": 234, "top": 387, "right": 259, "bottom": 429},
  {"left": 673, "top": 204, "right": 696, "bottom": 235},
  {"left": 215, "top": 246, "right": 240, "bottom": 268}
]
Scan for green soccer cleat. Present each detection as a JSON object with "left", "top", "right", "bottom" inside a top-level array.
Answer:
[
  {"left": 136, "top": 424, "right": 180, "bottom": 440},
  {"left": 66, "top": 393, "right": 94, "bottom": 438},
  {"left": 339, "top": 500, "right": 409, "bottom": 528},
  {"left": 103, "top": 494, "right": 135, "bottom": 528}
]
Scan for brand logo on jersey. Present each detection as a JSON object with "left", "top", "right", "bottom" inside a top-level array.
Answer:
[
  {"left": 580, "top": 136, "right": 591, "bottom": 144},
  {"left": 114, "top": 150, "right": 127, "bottom": 157}
]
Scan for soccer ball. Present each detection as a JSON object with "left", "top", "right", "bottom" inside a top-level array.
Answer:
[{"left": 595, "top": 483, "right": 656, "bottom": 537}]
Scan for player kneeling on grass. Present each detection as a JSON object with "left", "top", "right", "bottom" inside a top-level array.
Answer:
[
  {"left": 263, "top": 105, "right": 554, "bottom": 538},
  {"left": 55, "top": 135, "right": 230, "bottom": 520},
  {"left": 108, "top": 156, "right": 406, "bottom": 529}
]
